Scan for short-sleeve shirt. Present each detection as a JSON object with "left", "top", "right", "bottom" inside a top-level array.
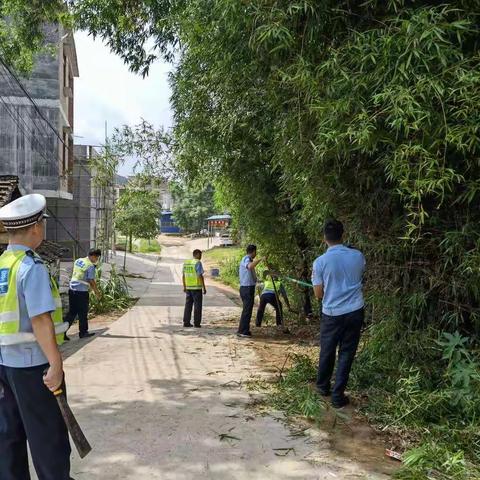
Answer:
[
  {"left": 0, "top": 244, "right": 56, "bottom": 367},
  {"left": 239, "top": 255, "right": 256, "bottom": 287},
  {"left": 312, "top": 245, "right": 365, "bottom": 316},
  {"left": 195, "top": 261, "right": 204, "bottom": 276},
  {"left": 70, "top": 263, "right": 96, "bottom": 292}
]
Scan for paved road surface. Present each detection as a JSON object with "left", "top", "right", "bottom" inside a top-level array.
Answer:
[{"left": 33, "top": 238, "right": 390, "bottom": 479}]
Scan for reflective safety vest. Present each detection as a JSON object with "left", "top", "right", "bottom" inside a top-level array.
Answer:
[
  {"left": 183, "top": 259, "right": 202, "bottom": 290},
  {"left": 71, "top": 257, "right": 95, "bottom": 286},
  {"left": 263, "top": 279, "right": 282, "bottom": 294},
  {"left": 0, "top": 250, "right": 65, "bottom": 346}
]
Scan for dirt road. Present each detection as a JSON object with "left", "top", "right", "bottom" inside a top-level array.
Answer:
[{"left": 41, "top": 238, "right": 393, "bottom": 479}]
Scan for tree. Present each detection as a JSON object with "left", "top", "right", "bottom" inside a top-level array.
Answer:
[
  {"left": 170, "top": 183, "right": 215, "bottom": 232},
  {"left": 0, "top": 0, "right": 69, "bottom": 72},
  {"left": 115, "top": 189, "right": 160, "bottom": 268},
  {"left": 109, "top": 120, "right": 172, "bottom": 180}
]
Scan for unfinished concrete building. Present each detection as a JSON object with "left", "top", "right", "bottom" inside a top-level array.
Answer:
[
  {"left": 0, "top": 25, "right": 79, "bottom": 257},
  {"left": 72, "top": 145, "right": 115, "bottom": 261}
]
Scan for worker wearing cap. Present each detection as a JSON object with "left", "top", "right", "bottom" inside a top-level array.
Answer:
[
  {"left": 64, "top": 248, "right": 102, "bottom": 340},
  {"left": 0, "top": 194, "right": 71, "bottom": 480}
]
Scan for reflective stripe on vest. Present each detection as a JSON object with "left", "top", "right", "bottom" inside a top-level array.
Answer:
[
  {"left": 183, "top": 259, "right": 202, "bottom": 289},
  {"left": 0, "top": 251, "right": 25, "bottom": 335},
  {"left": 263, "top": 279, "right": 282, "bottom": 293},
  {"left": 50, "top": 275, "right": 65, "bottom": 345},
  {"left": 71, "top": 257, "right": 94, "bottom": 285},
  {"left": 0, "top": 322, "right": 69, "bottom": 346},
  {"left": 0, "top": 250, "right": 64, "bottom": 346}
]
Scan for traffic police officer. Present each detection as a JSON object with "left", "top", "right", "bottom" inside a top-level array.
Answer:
[
  {"left": 0, "top": 194, "right": 72, "bottom": 480},
  {"left": 64, "top": 248, "right": 101, "bottom": 340},
  {"left": 182, "top": 249, "right": 206, "bottom": 327}
]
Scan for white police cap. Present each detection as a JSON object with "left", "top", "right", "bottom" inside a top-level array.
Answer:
[{"left": 0, "top": 194, "right": 49, "bottom": 230}]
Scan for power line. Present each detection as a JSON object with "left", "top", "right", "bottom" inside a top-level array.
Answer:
[
  {"left": 0, "top": 57, "right": 119, "bottom": 261},
  {"left": 0, "top": 56, "right": 70, "bottom": 149}
]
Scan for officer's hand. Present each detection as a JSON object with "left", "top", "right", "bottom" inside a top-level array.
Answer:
[
  {"left": 43, "top": 365, "right": 64, "bottom": 392},
  {"left": 203, "top": 289, "right": 207, "bottom": 295},
  {"left": 183, "top": 287, "right": 187, "bottom": 293}
]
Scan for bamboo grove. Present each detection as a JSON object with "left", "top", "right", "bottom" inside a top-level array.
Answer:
[{"left": 74, "top": 1, "right": 480, "bottom": 476}]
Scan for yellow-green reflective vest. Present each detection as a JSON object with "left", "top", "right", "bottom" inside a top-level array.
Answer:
[
  {"left": 263, "top": 279, "right": 282, "bottom": 293},
  {"left": 71, "top": 257, "right": 94, "bottom": 285},
  {"left": 183, "top": 259, "right": 202, "bottom": 290},
  {"left": 0, "top": 250, "right": 64, "bottom": 345}
]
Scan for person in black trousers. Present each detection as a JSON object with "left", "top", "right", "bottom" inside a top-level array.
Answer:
[
  {"left": 0, "top": 194, "right": 72, "bottom": 479},
  {"left": 256, "top": 271, "right": 290, "bottom": 327},
  {"left": 237, "top": 244, "right": 262, "bottom": 337},
  {"left": 182, "top": 249, "right": 206, "bottom": 328},
  {"left": 312, "top": 220, "right": 366, "bottom": 408},
  {"left": 64, "top": 249, "right": 102, "bottom": 340}
]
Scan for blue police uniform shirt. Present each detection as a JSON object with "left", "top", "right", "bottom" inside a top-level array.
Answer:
[
  {"left": 0, "top": 244, "right": 56, "bottom": 367},
  {"left": 195, "top": 261, "right": 204, "bottom": 276},
  {"left": 239, "top": 255, "right": 256, "bottom": 287},
  {"left": 69, "top": 262, "right": 96, "bottom": 292},
  {"left": 312, "top": 244, "right": 366, "bottom": 316}
]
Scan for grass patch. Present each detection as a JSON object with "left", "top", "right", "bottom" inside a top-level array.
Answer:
[
  {"left": 203, "top": 246, "right": 243, "bottom": 289},
  {"left": 249, "top": 354, "right": 326, "bottom": 423},
  {"left": 203, "top": 246, "right": 242, "bottom": 263},
  {"left": 351, "top": 320, "right": 480, "bottom": 479},
  {"left": 116, "top": 236, "right": 162, "bottom": 254},
  {"left": 135, "top": 238, "right": 162, "bottom": 254},
  {"left": 89, "top": 265, "right": 135, "bottom": 315}
]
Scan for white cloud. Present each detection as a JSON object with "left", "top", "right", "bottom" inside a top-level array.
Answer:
[{"left": 73, "top": 31, "right": 173, "bottom": 175}]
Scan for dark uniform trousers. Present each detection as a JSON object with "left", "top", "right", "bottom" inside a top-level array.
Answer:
[
  {"left": 256, "top": 292, "right": 283, "bottom": 326},
  {"left": 238, "top": 286, "right": 255, "bottom": 335},
  {"left": 183, "top": 290, "right": 203, "bottom": 326},
  {"left": 316, "top": 307, "right": 364, "bottom": 402},
  {"left": 0, "top": 363, "right": 71, "bottom": 480},
  {"left": 66, "top": 289, "right": 90, "bottom": 336}
]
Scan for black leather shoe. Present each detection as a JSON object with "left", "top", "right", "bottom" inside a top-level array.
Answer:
[
  {"left": 194, "top": 324, "right": 202, "bottom": 328},
  {"left": 79, "top": 332, "right": 95, "bottom": 339},
  {"left": 183, "top": 324, "right": 193, "bottom": 328}
]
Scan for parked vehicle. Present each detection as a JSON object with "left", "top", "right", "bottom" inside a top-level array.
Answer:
[{"left": 220, "top": 233, "right": 234, "bottom": 246}]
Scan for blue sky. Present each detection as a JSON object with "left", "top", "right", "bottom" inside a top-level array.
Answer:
[{"left": 73, "top": 31, "right": 173, "bottom": 176}]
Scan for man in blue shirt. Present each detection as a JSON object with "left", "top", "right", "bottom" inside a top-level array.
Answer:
[
  {"left": 312, "top": 220, "right": 366, "bottom": 408},
  {"left": 237, "top": 244, "right": 262, "bottom": 337},
  {"left": 64, "top": 248, "right": 101, "bottom": 340},
  {"left": 0, "top": 194, "right": 71, "bottom": 479}
]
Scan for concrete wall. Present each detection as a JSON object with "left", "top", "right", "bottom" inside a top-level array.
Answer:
[
  {"left": 0, "top": 24, "right": 75, "bottom": 195},
  {"left": 0, "top": 25, "right": 80, "bottom": 257},
  {"left": 0, "top": 103, "right": 60, "bottom": 191},
  {"left": 0, "top": 25, "right": 62, "bottom": 192}
]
